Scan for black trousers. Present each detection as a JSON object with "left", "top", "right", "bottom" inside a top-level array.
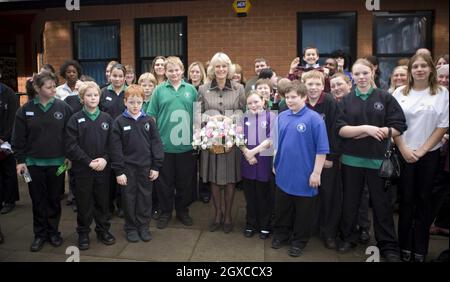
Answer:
[
  {"left": 121, "top": 165, "right": 153, "bottom": 232},
  {"left": 28, "top": 166, "right": 64, "bottom": 238},
  {"left": 75, "top": 172, "right": 111, "bottom": 235},
  {"left": 156, "top": 151, "right": 196, "bottom": 216},
  {"left": 273, "top": 187, "right": 317, "bottom": 248},
  {"left": 109, "top": 170, "right": 121, "bottom": 213},
  {"left": 0, "top": 154, "right": 19, "bottom": 206},
  {"left": 357, "top": 185, "right": 371, "bottom": 229},
  {"left": 316, "top": 163, "right": 342, "bottom": 239},
  {"left": 242, "top": 178, "right": 272, "bottom": 232},
  {"left": 398, "top": 149, "right": 440, "bottom": 255},
  {"left": 431, "top": 154, "right": 449, "bottom": 229},
  {"left": 340, "top": 164, "right": 399, "bottom": 254},
  {"left": 67, "top": 169, "right": 76, "bottom": 203}
]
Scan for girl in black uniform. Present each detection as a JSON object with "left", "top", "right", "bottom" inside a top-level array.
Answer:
[
  {"left": 336, "top": 58, "right": 407, "bottom": 261},
  {"left": 12, "top": 71, "right": 72, "bottom": 252}
]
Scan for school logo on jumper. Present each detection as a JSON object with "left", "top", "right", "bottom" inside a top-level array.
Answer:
[
  {"left": 101, "top": 122, "right": 109, "bottom": 131},
  {"left": 54, "top": 112, "right": 64, "bottom": 120},
  {"left": 144, "top": 122, "right": 150, "bottom": 132},
  {"left": 261, "top": 121, "right": 267, "bottom": 129},
  {"left": 373, "top": 102, "right": 384, "bottom": 111},
  {"left": 296, "top": 123, "right": 307, "bottom": 133},
  {"left": 185, "top": 92, "right": 190, "bottom": 98}
]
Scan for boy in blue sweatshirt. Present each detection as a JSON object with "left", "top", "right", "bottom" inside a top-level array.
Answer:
[
  {"left": 110, "top": 84, "right": 164, "bottom": 242},
  {"left": 272, "top": 80, "right": 329, "bottom": 257}
]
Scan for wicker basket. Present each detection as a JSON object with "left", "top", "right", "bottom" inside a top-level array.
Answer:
[{"left": 209, "top": 144, "right": 232, "bottom": 154}]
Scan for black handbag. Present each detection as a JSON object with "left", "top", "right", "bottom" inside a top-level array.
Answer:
[{"left": 378, "top": 127, "right": 401, "bottom": 180}]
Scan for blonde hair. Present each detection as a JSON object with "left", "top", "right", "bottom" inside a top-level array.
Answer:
[
  {"left": 402, "top": 54, "right": 441, "bottom": 96},
  {"left": 330, "top": 72, "right": 351, "bottom": 84},
  {"left": 165, "top": 56, "right": 184, "bottom": 72},
  {"left": 388, "top": 65, "right": 408, "bottom": 93},
  {"left": 187, "top": 61, "right": 206, "bottom": 84},
  {"left": 78, "top": 81, "right": 101, "bottom": 102},
  {"left": 301, "top": 70, "right": 325, "bottom": 85},
  {"left": 207, "top": 52, "right": 235, "bottom": 80},
  {"left": 138, "top": 72, "right": 157, "bottom": 86},
  {"left": 246, "top": 90, "right": 268, "bottom": 109}
]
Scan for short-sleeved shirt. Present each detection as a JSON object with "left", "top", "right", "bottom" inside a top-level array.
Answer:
[
  {"left": 274, "top": 106, "right": 329, "bottom": 197},
  {"left": 147, "top": 80, "right": 197, "bottom": 153},
  {"left": 393, "top": 86, "right": 449, "bottom": 151}
]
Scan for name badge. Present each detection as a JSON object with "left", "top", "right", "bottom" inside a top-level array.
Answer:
[
  {"left": 77, "top": 118, "right": 86, "bottom": 123},
  {"left": 123, "top": 126, "right": 131, "bottom": 131},
  {"left": 106, "top": 97, "right": 113, "bottom": 101},
  {"left": 26, "top": 111, "right": 34, "bottom": 116}
]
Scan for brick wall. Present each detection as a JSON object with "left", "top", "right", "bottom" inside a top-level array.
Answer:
[{"left": 25, "top": 0, "right": 449, "bottom": 88}]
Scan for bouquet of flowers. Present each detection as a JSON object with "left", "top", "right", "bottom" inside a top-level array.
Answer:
[{"left": 192, "top": 118, "right": 246, "bottom": 154}]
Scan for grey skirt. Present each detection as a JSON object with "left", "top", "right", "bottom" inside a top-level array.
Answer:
[{"left": 200, "top": 146, "right": 241, "bottom": 185}]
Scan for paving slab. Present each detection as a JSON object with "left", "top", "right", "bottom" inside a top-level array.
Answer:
[{"left": 118, "top": 227, "right": 201, "bottom": 262}]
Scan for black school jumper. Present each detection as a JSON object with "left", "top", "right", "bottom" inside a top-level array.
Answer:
[
  {"left": 65, "top": 109, "right": 113, "bottom": 235},
  {"left": 110, "top": 112, "right": 164, "bottom": 233}
]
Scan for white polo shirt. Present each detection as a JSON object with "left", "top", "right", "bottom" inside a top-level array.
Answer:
[
  {"left": 56, "top": 82, "right": 79, "bottom": 100},
  {"left": 393, "top": 85, "right": 449, "bottom": 151}
]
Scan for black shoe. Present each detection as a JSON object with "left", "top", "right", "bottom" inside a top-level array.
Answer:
[
  {"left": 177, "top": 213, "right": 193, "bottom": 226},
  {"left": 151, "top": 209, "right": 160, "bottom": 220},
  {"left": 139, "top": 229, "right": 152, "bottom": 242},
  {"left": 413, "top": 253, "right": 426, "bottom": 262},
  {"left": 259, "top": 231, "right": 270, "bottom": 240},
  {"left": 0, "top": 203, "right": 15, "bottom": 214},
  {"left": 288, "top": 245, "right": 303, "bottom": 257},
  {"left": 383, "top": 251, "right": 401, "bottom": 262},
  {"left": 401, "top": 249, "right": 412, "bottom": 262},
  {"left": 97, "top": 231, "right": 116, "bottom": 245},
  {"left": 30, "top": 237, "right": 46, "bottom": 252},
  {"left": 271, "top": 238, "right": 286, "bottom": 249},
  {"left": 223, "top": 223, "right": 233, "bottom": 234},
  {"left": 209, "top": 221, "right": 221, "bottom": 232},
  {"left": 78, "top": 233, "right": 90, "bottom": 250},
  {"left": 358, "top": 228, "right": 370, "bottom": 244},
  {"left": 48, "top": 234, "right": 63, "bottom": 247},
  {"left": 324, "top": 237, "right": 337, "bottom": 249},
  {"left": 126, "top": 231, "right": 140, "bottom": 243},
  {"left": 157, "top": 214, "right": 171, "bottom": 229},
  {"left": 201, "top": 195, "right": 210, "bottom": 204},
  {"left": 337, "top": 241, "right": 356, "bottom": 253},
  {"left": 243, "top": 229, "right": 255, "bottom": 238},
  {"left": 0, "top": 230, "right": 3, "bottom": 244},
  {"left": 71, "top": 203, "right": 78, "bottom": 213}
]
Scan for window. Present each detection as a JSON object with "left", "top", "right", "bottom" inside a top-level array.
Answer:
[
  {"left": 135, "top": 17, "right": 187, "bottom": 76},
  {"left": 373, "top": 11, "right": 433, "bottom": 89},
  {"left": 73, "top": 21, "right": 120, "bottom": 86},
  {"left": 298, "top": 12, "right": 356, "bottom": 67}
]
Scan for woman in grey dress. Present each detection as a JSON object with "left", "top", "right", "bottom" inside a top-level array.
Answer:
[{"left": 197, "top": 52, "right": 246, "bottom": 233}]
